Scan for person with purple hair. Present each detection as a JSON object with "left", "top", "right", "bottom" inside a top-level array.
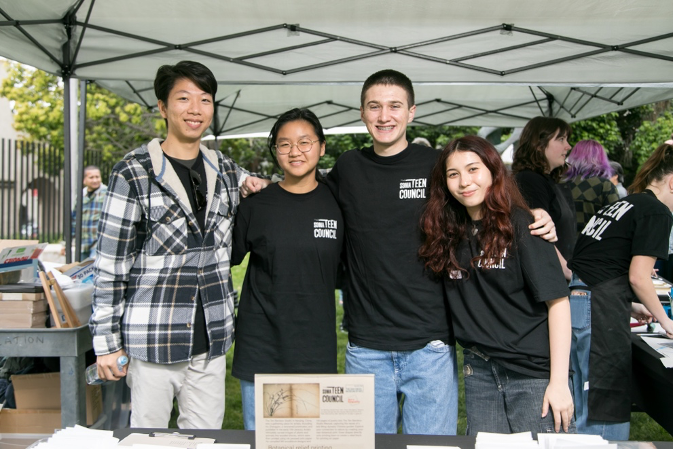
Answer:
[
  {"left": 563, "top": 140, "right": 620, "bottom": 235},
  {"left": 562, "top": 139, "right": 619, "bottom": 435}
]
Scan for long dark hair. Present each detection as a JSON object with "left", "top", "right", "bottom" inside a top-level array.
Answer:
[
  {"left": 512, "top": 116, "right": 571, "bottom": 182},
  {"left": 629, "top": 143, "right": 673, "bottom": 194},
  {"left": 419, "top": 135, "right": 530, "bottom": 276}
]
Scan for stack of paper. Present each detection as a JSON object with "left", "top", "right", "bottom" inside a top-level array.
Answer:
[
  {"left": 641, "top": 335, "right": 674, "bottom": 368},
  {"left": 475, "top": 431, "right": 539, "bottom": 448},
  {"left": 30, "top": 425, "right": 118, "bottom": 448},
  {"left": 538, "top": 433, "right": 615, "bottom": 448}
]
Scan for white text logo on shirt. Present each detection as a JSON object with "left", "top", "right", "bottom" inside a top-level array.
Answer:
[
  {"left": 476, "top": 249, "right": 507, "bottom": 270},
  {"left": 399, "top": 178, "right": 427, "bottom": 199},
  {"left": 314, "top": 219, "right": 338, "bottom": 239},
  {"left": 581, "top": 201, "right": 634, "bottom": 241}
]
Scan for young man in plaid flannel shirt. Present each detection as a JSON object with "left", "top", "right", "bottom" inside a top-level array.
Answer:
[{"left": 90, "top": 61, "right": 260, "bottom": 428}]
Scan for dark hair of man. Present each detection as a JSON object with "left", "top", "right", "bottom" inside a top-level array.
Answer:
[
  {"left": 83, "top": 165, "right": 100, "bottom": 175},
  {"left": 153, "top": 61, "right": 217, "bottom": 131},
  {"left": 153, "top": 61, "right": 218, "bottom": 134},
  {"left": 628, "top": 143, "right": 673, "bottom": 194},
  {"left": 267, "top": 108, "right": 326, "bottom": 180},
  {"left": 419, "top": 135, "right": 530, "bottom": 277},
  {"left": 609, "top": 161, "right": 624, "bottom": 183},
  {"left": 360, "top": 69, "right": 415, "bottom": 108},
  {"left": 511, "top": 116, "right": 572, "bottom": 182}
]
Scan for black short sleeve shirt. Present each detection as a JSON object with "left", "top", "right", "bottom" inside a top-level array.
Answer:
[
  {"left": 445, "top": 209, "right": 570, "bottom": 378},
  {"left": 570, "top": 190, "right": 672, "bottom": 287}
]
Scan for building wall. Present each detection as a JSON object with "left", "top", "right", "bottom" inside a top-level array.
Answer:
[{"left": 0, "top": 61, "right": 21, "bottom": 141}]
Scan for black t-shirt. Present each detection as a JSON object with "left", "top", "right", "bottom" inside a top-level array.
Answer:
[
  {"left": 569, "top": 190, "right": 672, "bottom": 287},
  {"left": 514, "top": 169, "right": 577, "bottom": 260},
  {"left": 326, "top": 143, "right": 453, "bottom": 351},
  {"left": 445, "top": 209, "right": 570, "bottom": 378},
  {"left": 164, "top": 152, "right": 209, "bottom": 356},
  {"left": 231, "top": 183, "right": 344, "bottom": 382}
]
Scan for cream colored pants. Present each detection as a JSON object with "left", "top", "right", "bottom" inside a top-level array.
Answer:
[{"left": 126, "top": 353, "right": 226, "bottom": 429}]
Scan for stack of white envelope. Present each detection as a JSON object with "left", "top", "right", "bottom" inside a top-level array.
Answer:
[
  {"left": 474, "top": 432, "right": 616, "bottom": 449},
  {"left": 30, "top": 426, "right": 118, "bottom": 448},
  {"left": 537, "top": 433, "right": 616, "bottom": 449},
  {"left": 475, "top": 431, "right": 539, "bottom": 449}
]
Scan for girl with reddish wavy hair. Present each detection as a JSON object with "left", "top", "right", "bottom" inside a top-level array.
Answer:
[
  {"left": 420, "top": 136, "right": 529, "bottom": 275},
  {"left": 420, "top": 135, "right": 575, "bottom": 436}
]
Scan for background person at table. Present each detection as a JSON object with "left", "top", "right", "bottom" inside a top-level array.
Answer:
[
  {"left": 609, "top": 161, "right": 628, "bottom": 199},
  {"left": 90, "top": 61, "right": 261, "bottom": 429},
  {"left": 69, "top": 165, "right": 107, "bottom": 261},
  {"left": 568, "top": 143, "right": 673, "bottom": 440},
  {"left": 231, "top": 108, "right": 344, "bottom": 430},
  {"left": 420, "top": 136, "right": 574, "bottom": 437},
  {"left": 512, "top": 117, "right": 576, "bottom": 281},
  {"left": 561, "top": 139, "right": 620, "bottom": 433},
  {"left": 562, "top": 140, "right": 619, "bottom": 236}
]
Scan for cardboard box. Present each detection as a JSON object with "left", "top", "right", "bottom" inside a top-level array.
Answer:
[
  {"left": 57, "top": 259, "right": 95, "bottom": 284},
  {"left": 0, "top": 311, "right": 47, "bottom": 329},
  {"left": 0, "top": 298, "right": 48, "bottom": 313},
  {"left": 0, "top": 409, "right": 61, "bottom": 434},
  {"left": 9, "top": 372, "right": 102, "bottom": 426}
]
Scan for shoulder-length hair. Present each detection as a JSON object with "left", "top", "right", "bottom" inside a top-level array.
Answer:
[
  {"left": 629, "top": 143, "right": 673, "bottom": 194},
  {"left": 419, "top": 135, "right": 530, "bottom": 276},
  {"left": 512, "top": 116, "right": 571, "bottom": 182},
  {"left": 563, "top": 139, "right": 613, "bottom": 181}
]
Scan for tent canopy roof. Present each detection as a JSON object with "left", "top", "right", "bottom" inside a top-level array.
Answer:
[{"left": 0, "top": 0, "right": 672, "bottom": 134}]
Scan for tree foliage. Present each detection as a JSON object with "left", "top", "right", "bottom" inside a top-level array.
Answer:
[
  {"left": 569, "top": 101, "right": 673, "bottom": 185},
  {"left": 0, "top": 60, "right": 163, "bottom": 168}
]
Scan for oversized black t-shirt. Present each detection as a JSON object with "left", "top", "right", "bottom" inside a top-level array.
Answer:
[
  {"left": 164, "top": 152, "right": 209, "bottom": 356},
  {"left": 326, "top": 143, "right": 453, "bottom": 351},
  {"left": 515, "top": 169, "right": 577, "bottom": 260},
  {"left": 230, "top": 183, "right": 344, "bottom": 382},
  {"left": 445, "top": 209, "right": 570, "bottom": 378},
  {"left": 569, "top": 190, "right": 672, "bottom": 287}
]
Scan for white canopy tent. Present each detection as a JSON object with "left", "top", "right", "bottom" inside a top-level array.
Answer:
[
  {"left": 0, "top": 0, "right": 671, "bottom": 261},
  {"left": 0, "top": 0, "right": 671, "bottom": 134}
]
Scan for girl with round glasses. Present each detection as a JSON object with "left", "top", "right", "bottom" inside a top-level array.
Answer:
[{"left": 231, "top": 108, "right": 344, "bottom": 430}]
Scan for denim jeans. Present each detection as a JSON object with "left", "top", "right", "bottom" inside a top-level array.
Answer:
[
  {"left": 463, "top": 348, "right": 576, "bottom": 437},
  {"left": 240, "top": 379, "right": 255, "bottom": 430},
  {"left": 345, "top": 340, "right": 458, "bottom": 435},
  {"left": 569, "top": 275, "right": 630, "bottom": 440}
]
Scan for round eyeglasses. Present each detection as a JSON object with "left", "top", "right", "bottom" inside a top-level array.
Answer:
[{"left": 273, "top": 139, "right": 319, "bottom": 155}]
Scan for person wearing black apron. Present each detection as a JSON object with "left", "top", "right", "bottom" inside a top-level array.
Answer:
[
  {"left": 512, "top": 116, "right": 577, "bottom": 282},
  {"left": 568, "top": 143, "right": 673, "bottom": 440}
]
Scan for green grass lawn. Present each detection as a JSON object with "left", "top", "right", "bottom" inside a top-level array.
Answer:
[{"left": 174, "top": 255, "right": 671, "bottom": 441}]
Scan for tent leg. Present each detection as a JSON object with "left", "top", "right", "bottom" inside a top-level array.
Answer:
[
  {"left": 63, "top": 76, "right": 72, "bottom": 264},
  {"left": 74, "top": 80, "right": 87, "bottom": 260}
]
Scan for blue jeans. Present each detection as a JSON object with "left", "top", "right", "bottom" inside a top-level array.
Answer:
[
  {"left": 463, "top": 348, "right": 576, "bottom": 437},
  {"left": 345, "top": 340, "right": 458, "bottom": 435},
  {"left": 569, "top": 278, "right": 630, "bottom": 440},
  {"left": 240, "top": 379, "right": 255, "bottom": 430}
]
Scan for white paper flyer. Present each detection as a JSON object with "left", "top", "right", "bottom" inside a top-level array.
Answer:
[{"left": 255, "top": 373, "right": 375, "bottom": 449}]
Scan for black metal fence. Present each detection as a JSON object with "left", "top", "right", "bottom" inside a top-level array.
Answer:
[{"left": 0, "top": 138, "right": 116, "bottom": 242}]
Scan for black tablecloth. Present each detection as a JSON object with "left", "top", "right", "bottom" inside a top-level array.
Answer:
[
  {"left": 112, "top": 428, "right": 673, "bottom": 448},
  {"left": 631, "top": 332, "right": 673, "bottom": 434}
]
